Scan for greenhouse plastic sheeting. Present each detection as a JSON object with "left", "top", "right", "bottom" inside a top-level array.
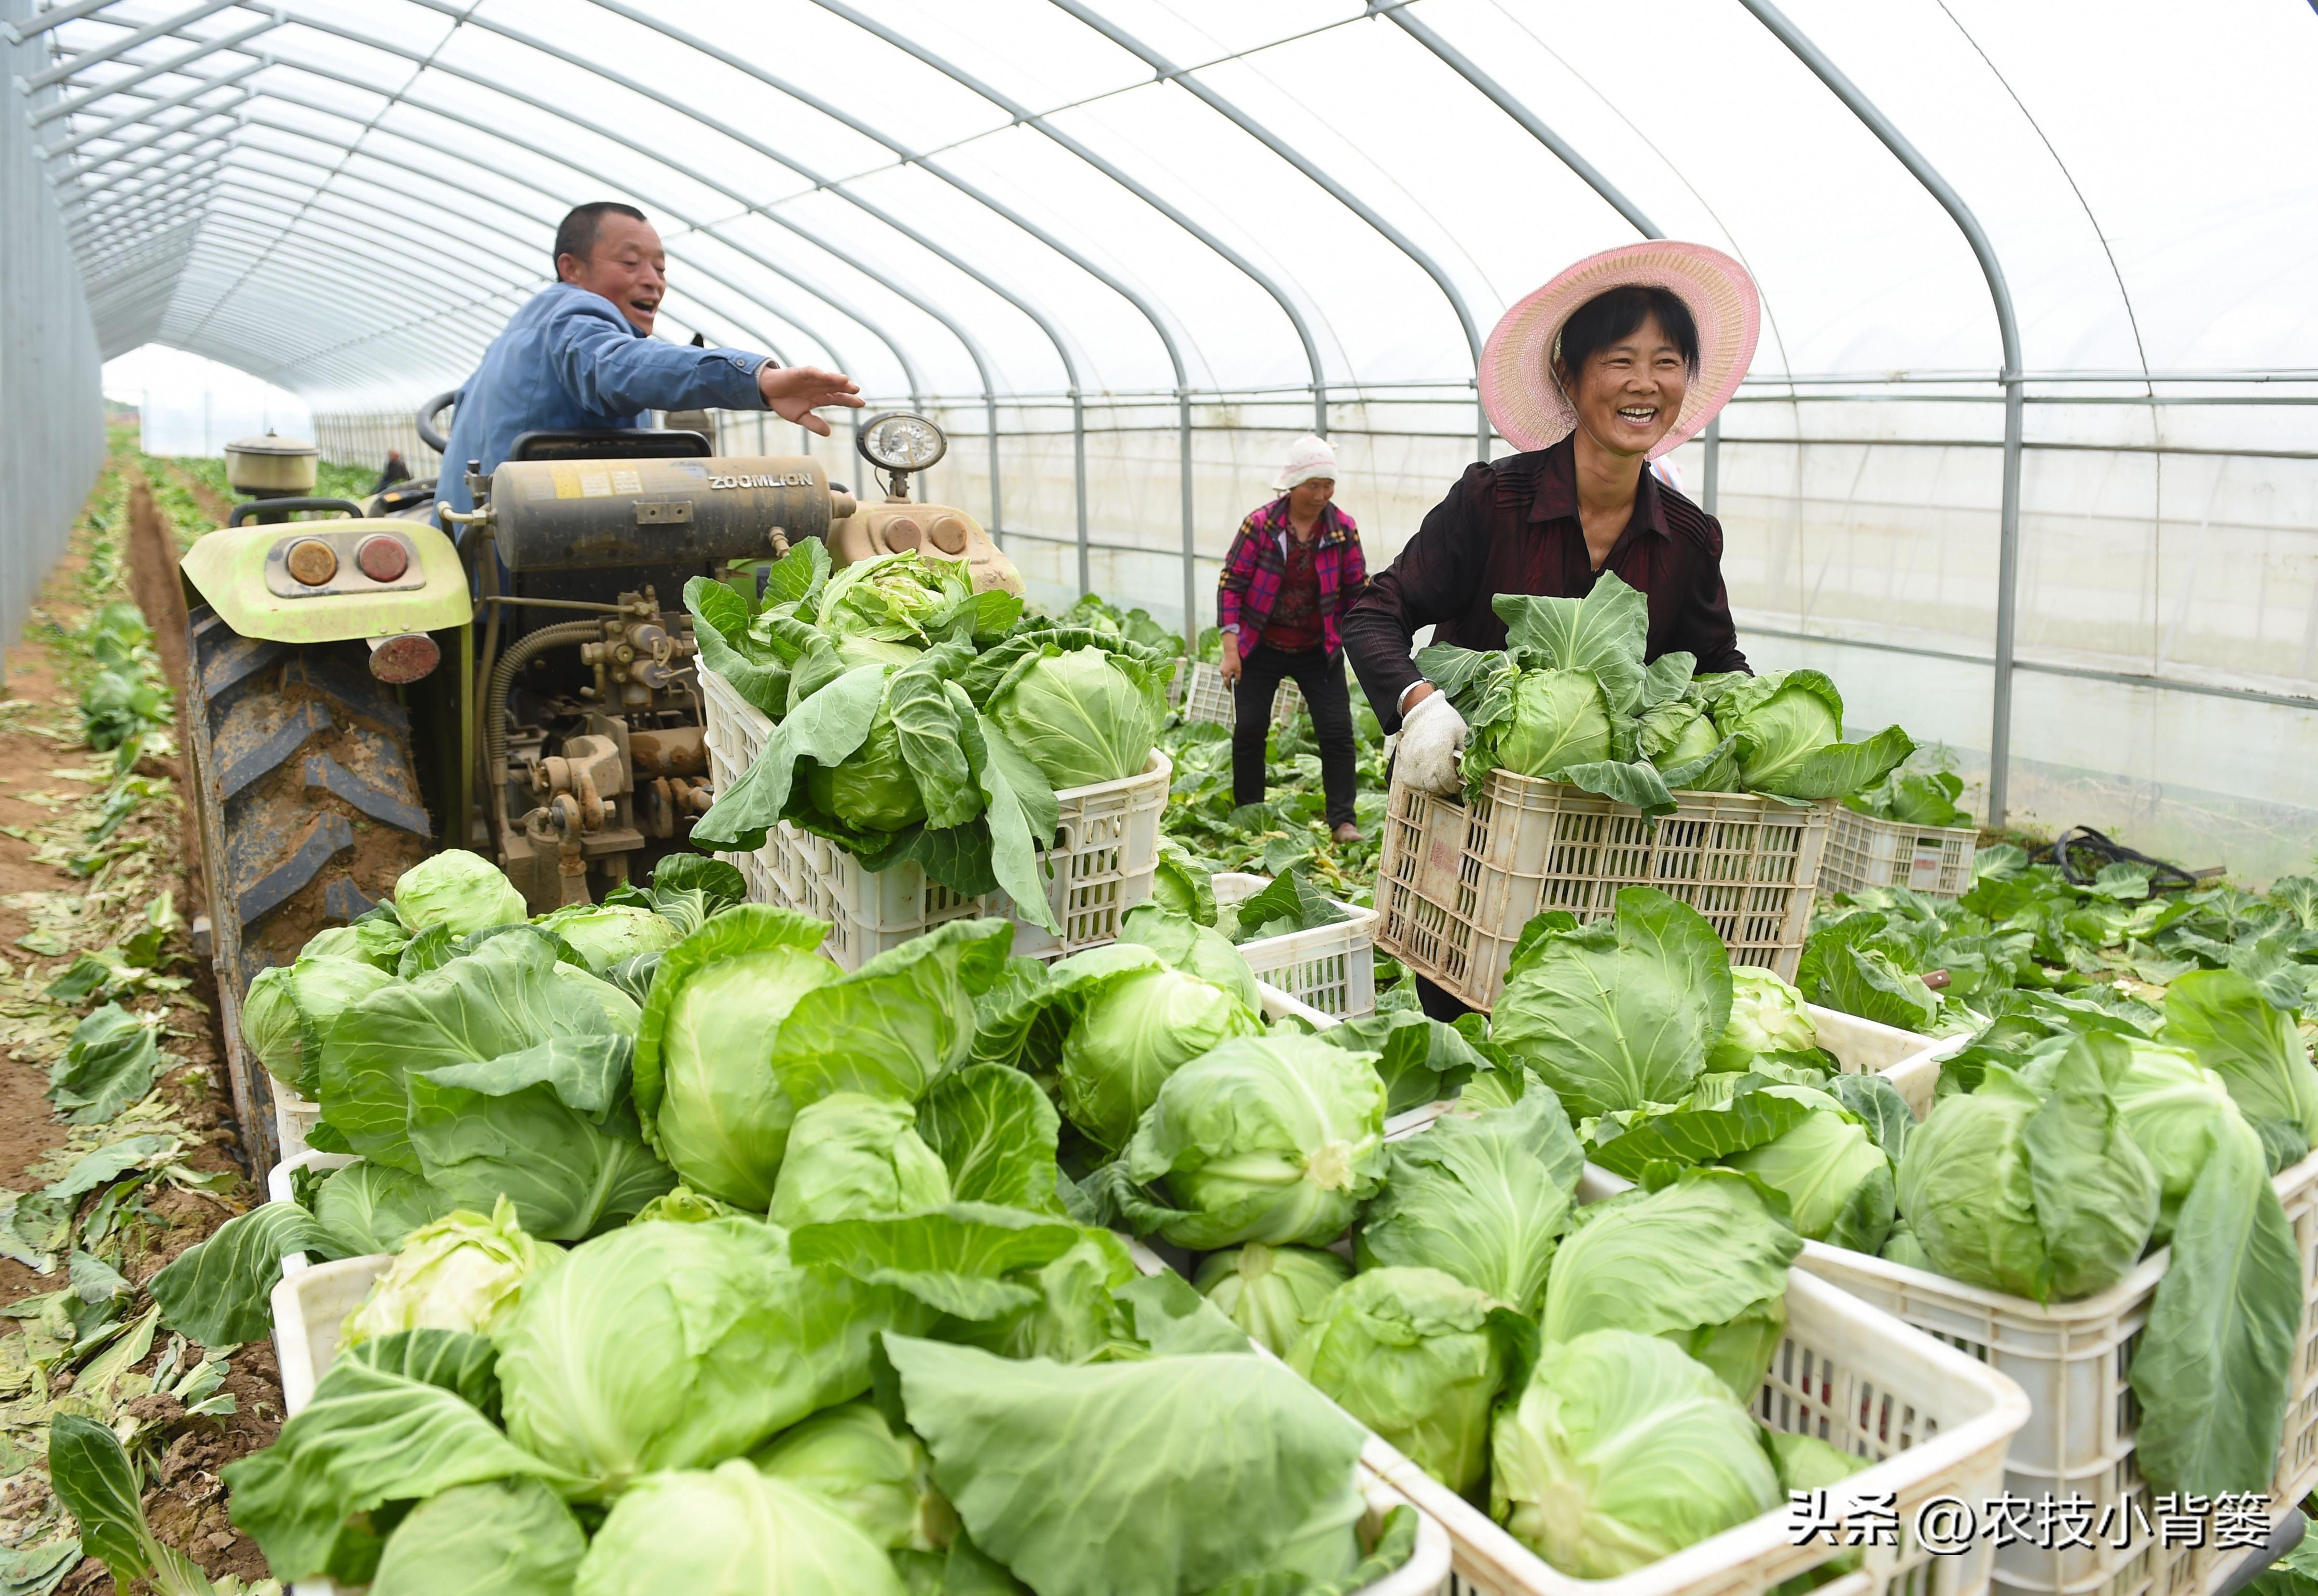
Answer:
[{"left": 10, "top": 0, "right": 2314, "bottom": 878}]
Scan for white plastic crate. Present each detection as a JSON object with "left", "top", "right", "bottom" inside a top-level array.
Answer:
[
  {"left": 1576, "top": 1033, "right": 2318, "bottom": 1593},
  {"left": 1587, "top": 1034, "right": 2318, "bottom": 1596},
  {"left": 1821, "top": 808, "right": 1979, "bottom": 900},
  {"left": 272, "top": 1225, "right": 1451, "bottom": 1596},
  {"left": 701, "top": 668, "right": 1171, "bottom": 967},
  {"left": 1215, "top": 871, "right": 1379, "bottom": 1018},
  {"left": 1787, "top": 1050, "right": 2318, "bottom": 1596},
  {"left": 1386, "top": 1261, "right": 2025, "bottom": 1596},
  {"left": 1182, "top": 659, "right": 1305, "bottom": 728},
  {"left": 272, "top": 1086, "right": 321, "bottom": 1163},
  {"left": 1375, "top": 770, "right": 1831, "bottom": 1011},
  {"left": 1125, "top": 1204, "right": 2027, "bottom": 1596}
]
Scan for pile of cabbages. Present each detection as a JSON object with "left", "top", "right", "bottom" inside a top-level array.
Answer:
[
  {"left": 180, "top": 850, "right": 1431, "bottom": 1595},
  {"left": 686, "top": 545, "right": 1175, "bottom": 931},
  {"left": 1416, "top": 571, "right": 1914, "bottom": 814}
]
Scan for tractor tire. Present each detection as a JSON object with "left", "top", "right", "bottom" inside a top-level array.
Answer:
[{"left": 183, "top": 605, "right": 434, "bottom": 1172}]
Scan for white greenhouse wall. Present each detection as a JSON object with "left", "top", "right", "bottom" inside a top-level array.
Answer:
[{"left": 0, "top": 0, "right": 106, "bottom": 657}]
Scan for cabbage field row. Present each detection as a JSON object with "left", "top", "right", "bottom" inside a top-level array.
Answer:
[{"left": 135, "top": 557, "right": 2318, "bottom": 1592}]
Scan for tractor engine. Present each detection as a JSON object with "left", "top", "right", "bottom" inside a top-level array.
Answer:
[{"left": 460, "top": 429, "right": 1016, "bottom": 911}]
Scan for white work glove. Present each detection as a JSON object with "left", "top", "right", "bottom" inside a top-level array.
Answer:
[{"left": 1395, "top": 689, "right": 1468, "bottom": 796}]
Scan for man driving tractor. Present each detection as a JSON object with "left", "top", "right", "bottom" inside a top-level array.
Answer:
[{"left": 435, "top": 201, "right": 866, "bottom": 517}]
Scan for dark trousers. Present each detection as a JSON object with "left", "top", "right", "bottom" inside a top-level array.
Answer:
[{"left": 1232, "top": 642, "right": 1357, "bottom": 827}]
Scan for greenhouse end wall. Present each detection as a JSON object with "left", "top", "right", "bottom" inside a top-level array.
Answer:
[{"left": 0, "top": 0, "right": 106, "bottom": 659}]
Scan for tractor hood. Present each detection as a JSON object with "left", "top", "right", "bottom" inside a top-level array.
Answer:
[{"left": 180, "top": 517, "right": 471, "bottom": 644}]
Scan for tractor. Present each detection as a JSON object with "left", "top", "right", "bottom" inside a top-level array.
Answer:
[{"left": 177, "top": 400, "right": 1017, "bottom": 1172}]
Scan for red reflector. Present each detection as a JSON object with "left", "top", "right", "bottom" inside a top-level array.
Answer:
[
  {"left": 356, "top": 534, "right": 411, "bottom": 581},
  {"left": 367, "top": 632, "right": 439, "bottom": 684}
]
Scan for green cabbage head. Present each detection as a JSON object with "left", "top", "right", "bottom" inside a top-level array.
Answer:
[
  {"left": 1540, "top": 1170, "right": 1800, "bottom": 1400},
  {"left": 1718, "top": 672, "right": 1842, "bottom": 791},
  {"left": 1490, "top": 668, "right": 1613, "bottom": 778},
  {"left": 750, "top": 1398, "right": 956, "bottom": 1552},
  {"left": 634, "top": 909, "right": 843, "bottom": 1208},
  {"left": 536, "top": 902, "right": 682, "bottom": 975},
  {"left": 494, "top": 1216, "right": 925, "bottom": 1499},
  {"left": 341, "top": 1195, "right": 552, "bottom": 1347},
  {"left": 1492, "top": 1329, "right": 1782, "bottom": 1578},
  {"left": 1119, "top": 904, "right": 1260, "bottom": 1009},
  {"left": 1724, "top": 1091, "right": 1895, "bottom": 1252},
  {"left": 296, "top": 918, "right": 408, "bottom": 971},
  {"left": 241, "top": 955, "right": 396, "bottom": 1095},
  {"left": 1193, "top": 1242, "right": 1351, "bottom": 1357},
  {"left": 1707, "top": 966, "right": 1818, "bottom": 1070},
  {"left": 1057, "top": 964, "right": 1262, "bottom": 1150},
  {"left": 1287, "top": 1265, "right": 1503, "bottom": 1493},
  {"left": 574, "top": 1460, "right": 906, "bottom": 1596},
  {"left": 1127, "top": 1034, "right": 1388, "bottom": 1248},
  {"left": 768, "top": 1092, "right": 952, "bottom": 1229},
  {"left": 985, "top": 643, "right": 1161, "bottom": 789},
  {"left": 818, "top": 549, "right": 969, "bottom": 646},
  {"left": 1895, "top": 1051, "right": 2158, "bottom": 1302},
  {"left": 808, "top": 687, "right": 929, "bottom": 833},
  {"left": 2104, "top": 1036, "right": 2247, "bottom": 1244},
  {"left": 391, "top": 849, "right": 528, "bottom": 937}
]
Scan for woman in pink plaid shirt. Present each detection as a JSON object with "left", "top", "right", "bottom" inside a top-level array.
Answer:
[{"left": 1216, "top": 434, "right": 1368, "bottom": 843}]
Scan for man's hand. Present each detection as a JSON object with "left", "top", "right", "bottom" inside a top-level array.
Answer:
[
  {"left": 1218, "top": 631, "right": 1242, "bottom": 684},
  {"left": 1396, "top": 688, "right": 1468, "bottom": 796},
  {"left": 757, "top": 364, "right": 865, "bottom": 435}
]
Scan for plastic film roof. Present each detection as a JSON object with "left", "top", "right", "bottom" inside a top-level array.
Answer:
[{"left": 21, "top": 0, "right": 2318, "bottom": 411}]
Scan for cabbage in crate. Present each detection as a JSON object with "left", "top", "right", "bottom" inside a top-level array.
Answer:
[
  {"left": 339, "top": 1195, "right": 554, "bottom": 1347},
  {"left": 634, "top": 910, "right": 1009, "bottom": 1210},
  {"left": 972, "top": 942, "right": 1262, "bottom": 1151},
  {"left": 1493, "top": 1329, "right": 1782, "bottom": 1579},
  {"left": 1123, "top": 1034, "right": 1388, "bottom": 1248},
  {"left": 1288, "top": 1265, "right": 1506, "bottom": 1495},
  {"left": 1194, "top": 1243, "right": 1352, "bottom": 1357}
]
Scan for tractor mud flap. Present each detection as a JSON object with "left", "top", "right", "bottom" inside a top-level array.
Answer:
[{"left": 183, "top": 608, "right": 434, "bottom": 1171}]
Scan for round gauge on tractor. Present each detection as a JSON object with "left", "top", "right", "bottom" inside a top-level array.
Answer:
[{"left": 857, "top": 411, "right": 947, "bottom": 474}]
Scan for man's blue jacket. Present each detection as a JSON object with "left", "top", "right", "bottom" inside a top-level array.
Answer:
[{"left": 436, "top": 282, "right": 771, "bottom": 515}]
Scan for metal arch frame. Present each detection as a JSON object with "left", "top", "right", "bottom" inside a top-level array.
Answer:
[
  {"left": 44, "top": 15, "right": 916, "bottom": 397},
  {"left": 281, "top": 15, "right": 1007, "bottom": 406},
  {"left": 53, "top": 100, "right": 243, "bottom": 185},
  {"left": 39, "top": 57, "right": 264, "bottom": 158},
  {"left": 1736, "top": 0, "right": 2028, "bottom": 829},
  {"left": 1045, "top": 0, "right": 1489, "bottom": 460},
  {"left": 408, "top": 0, "right": 1123, "bottom": 573},
  {"left": 1375, "top": 5, "right": 1660, "bottom": 240},
  {"left": 19, "top": 0, "right": 245, "bottom": 93},
  {"left": 579, "top": 0, "right": 1206, "bottom": 610},
  {"left": 157, "top": 242, "right": 521, "bottom": 390},
  {"left": 30, "top": 11, "right": 278, "bottom": 124},
  {"left": 211, "top": 164, "right": 804, "bottom": 378},
  {"left": 810, "top": 0, "right": 1334, "bottom": 437},
  {"left": 160, "top": 224, "right": 516, "bottom": 369},
  {"left": 233, "top": 108, "right": 840, "bottom": 373},
  {"left": 397, "top": 0, "right": 1072, "bottom": 413},
  {"left": 247, "top": 50, "right": 934, "bottom": 408},
  {"left": 255, "top": 33, "right": 943, "bottom": 408}
]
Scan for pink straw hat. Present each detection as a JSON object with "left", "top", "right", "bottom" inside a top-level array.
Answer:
[{"left": 1479, "top": 241, "right": 1761, "bottom": 460}]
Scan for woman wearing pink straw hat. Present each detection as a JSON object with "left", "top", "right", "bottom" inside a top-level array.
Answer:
[
  {"left": 1341, "top": 241, "right": 1760, "bottom": 1016},
  {"left": 1216, "top": 433, "right": 1368, "bottom": 844}
]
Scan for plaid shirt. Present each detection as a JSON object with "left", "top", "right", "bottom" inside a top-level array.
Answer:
[{"left": 1216, "top": 497, "right": 1366, "bottom": 654}]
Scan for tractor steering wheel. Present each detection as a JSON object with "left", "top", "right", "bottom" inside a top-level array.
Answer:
[{"left": 416, "top": 390, "right": 458, "bottom": 455}]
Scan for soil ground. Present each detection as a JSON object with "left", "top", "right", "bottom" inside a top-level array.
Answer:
[{"left": 0, "top": 439, "right": 287, "bottom": 1592}]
